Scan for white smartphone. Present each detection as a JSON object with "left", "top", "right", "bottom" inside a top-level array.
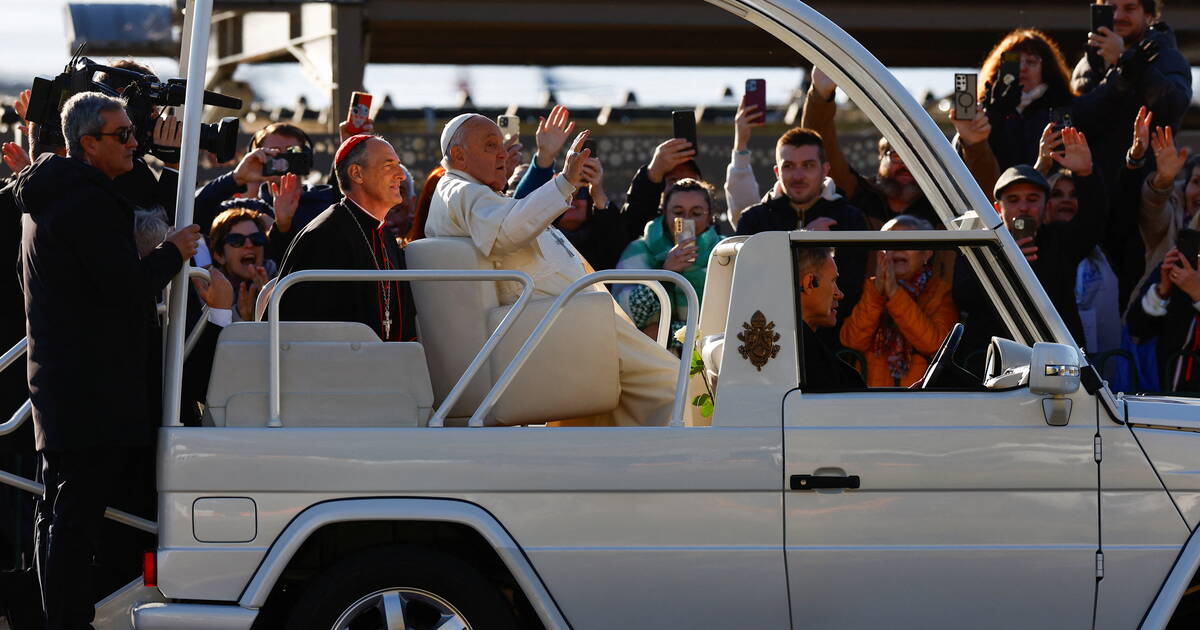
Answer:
[
  {"left": 497, "top": 115, "right": 520, "bottom": 142},
  {"left": 193, "top": 237, "right": 213, "bottom": 268},
  {"left": 674, "top": 217, "right": 697, "bottom": 262}
]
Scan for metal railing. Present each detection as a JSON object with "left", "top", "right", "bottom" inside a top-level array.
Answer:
[{"left": 266, "top": 269, "right": 536, "bottom": 428}]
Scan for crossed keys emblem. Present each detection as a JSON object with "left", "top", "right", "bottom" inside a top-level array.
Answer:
[{"left": 737, "top": 310, "right": 780, "bottom": 371}]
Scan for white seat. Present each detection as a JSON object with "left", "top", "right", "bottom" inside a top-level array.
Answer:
[
  {"left": 205, "top": 321, "right": 434, "bottom": 427},
  {"left": 405, "top": 237, "right": 620, "bottom": 425}
]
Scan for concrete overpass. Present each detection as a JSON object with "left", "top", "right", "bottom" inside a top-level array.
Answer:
[{"left": 190, "top": 0, "right": 1198, "bottom": 127}]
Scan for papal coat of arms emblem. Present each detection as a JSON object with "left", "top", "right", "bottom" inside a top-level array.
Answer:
[{"left": 736, "top": 310, "right": 780, "bottom": 371}]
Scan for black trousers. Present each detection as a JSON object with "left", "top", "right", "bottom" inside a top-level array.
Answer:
[{"left": 34, "top": 448, "right": 153, "bottom": 630}]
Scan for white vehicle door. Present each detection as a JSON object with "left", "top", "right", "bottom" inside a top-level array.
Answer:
[{"left": 783, "top": 243, "right": 1099, "bottom": 629}]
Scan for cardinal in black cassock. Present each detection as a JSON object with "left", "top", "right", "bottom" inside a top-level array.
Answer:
[{"left": 276, "top": 134, "right": 416, "bottom": 341}]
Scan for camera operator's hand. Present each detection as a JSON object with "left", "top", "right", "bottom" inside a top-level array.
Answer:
[
  {"left": 949, "top": 109, "right": 991, "bottom": 147},
  {"left": 580, "top": 157, "right": 608, "bottom": 208},
  {"left": 1088, "top": 26, "right": 1125, "bottom": 69},
  {"left": 1129, "top": 106, "right": 1153, "bottom": 163},
  {"left": 1049, "top": 127, "right": 1093, "bottom": 177},
  {"left": 560, "top": 131, "right": 592, "bottom": 189},
  {"left": 232, "top": 147, "right": 280, "bottom": 188},
  {"left": 269, "top": 172, "right": 301, "bottom": 233},
  {"left": 338, "top": 117, "right": 374, "bottom": 144},
  {"left": 165, "top": 224, "right": 202, "bottom": 262},
  {"left": 734, "top": 98, "right": 764, "bottom": 152},
  {"left": 647, "top": 138, "right": 696, "bottom": 184},
  {"left": 1034, "top": 122, "right": 1063, "bottom": 175},
  {"left": 2, "top": 142, "right": 30, "bottom": 173},
  {"left": 1151, "top": 126, "right": 1190, "bottom": 191},
  {"left": 536, "top": 105, "right": 575, "bottom": 169},
  {"left": 811, "top": 67, "right": 838, "bottom": 102},
  {"left": 192, "top": 266, "right": 234, "bottom": 311},
  {"left": 14, "top": 89, "right": 32, "bottom": 155},
  {"left": 152, "top": 111, "right": 183, "bottom": 168},
  {"left": 503, "top": 136, "right": 524, "bottom": 182},
  {"left": 235, "top": 265, "right": 270, "bottom": 321}
]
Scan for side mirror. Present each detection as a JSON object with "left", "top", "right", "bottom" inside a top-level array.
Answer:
[{"left": 1029, "top": 342, "right": 1081, "bottom": 396}]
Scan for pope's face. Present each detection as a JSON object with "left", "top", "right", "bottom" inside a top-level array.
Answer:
[{"left": 457, "top": 119, "right": 509, "bottom": 192}]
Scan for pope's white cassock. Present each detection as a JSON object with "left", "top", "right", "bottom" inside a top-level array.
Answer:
[{"left": 425, "top": 168, "right": 678, "bottom": 426}]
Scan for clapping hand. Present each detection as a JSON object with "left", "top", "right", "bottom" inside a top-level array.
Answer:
[
  {"left": 193, "top": 266, "right": 234, "bottom": 311},
  {"left": 1088, "top": 26, "right": 1125, "bottom": 68},
  {"left": 535, "top": 105, "right": 575, "bottom": 168},
  {"left": 235, "top": 265, "right": 270, "bottom": 321},
  {"left": 268, "top": 172, "right": 301, "bottom": 233},
  {"left": 874, "top": 252, "right": 898, "bottom": 297},
  {"left": 1129, "top": 106, "right": 1153, "bottom": 163},
  {"left": 1049, "top": 127, "right": 1093, "bottom": 177},
  {"left": 1151, "top": 126, "right": 1190, "bottom": 190}
]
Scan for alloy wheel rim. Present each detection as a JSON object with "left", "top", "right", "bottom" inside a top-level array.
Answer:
[{"left": 332, "top": 587, "right": 471, "bottom": 630}]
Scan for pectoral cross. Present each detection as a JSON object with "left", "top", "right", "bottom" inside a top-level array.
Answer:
[
  {"left": 549, "top": 229, "right": 575, "bottom": 258},
  {"left": 383, "top": 310, "right": 392, "bottom": 339}
]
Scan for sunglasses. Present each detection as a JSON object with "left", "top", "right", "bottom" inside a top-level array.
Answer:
[
  {"left": 91, "top": 125, "right": 137, "bottom": 144},
  {"left": 223, "top": 232, "right": 268, "bottom": 248}
]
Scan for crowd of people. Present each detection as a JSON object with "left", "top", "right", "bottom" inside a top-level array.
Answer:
[{"left": 0, "top": 0, "right": 1195, "bottom": 626}]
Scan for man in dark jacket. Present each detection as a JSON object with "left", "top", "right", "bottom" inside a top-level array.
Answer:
[
  {"left": 736, "top": 127, "right": 869, "bottom": 322},
  {"left": 1126, "top": 247, "right": 1200, "bottom": 391},
  {"left": 954, "top": 130, "right": 1108, "bottom": 370},
  {"left": 1072, "top": 1, "right": 1192, "bottom": 186},
  {"left": 16, "top": 92, "right": 200, "bottom": 629}
]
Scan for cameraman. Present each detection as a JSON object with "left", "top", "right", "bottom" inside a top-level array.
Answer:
[
  {"left": 194, "top": 122, "right": 337, "bottom": 262},
  {"left": 14, "top": 91, "right": 201, "bottom": 629}
]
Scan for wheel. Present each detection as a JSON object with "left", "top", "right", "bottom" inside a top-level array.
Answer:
[{"left": 285, "top": 545, "right": 519, "bottom": 630}]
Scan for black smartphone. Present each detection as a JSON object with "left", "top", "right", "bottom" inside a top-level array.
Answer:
[
  {"left": 999, "top": 52, "right": 1021, "bottom": 91},
  {"left": 1010, "top": 217, "right": 1038, "bottom": 243},
  {"left": 1049, "top": 106, "right": 1074, "bottom": 129},
  {"left": 1178, "top": 229, "right": 1200, "bottom": 267},
  {"left": 672, "top": 110, "right": 698, "bottom": 152},
  {"left": 744, "top": 78, "right": 766, "bottom": 123},
  {"left": 953, "top": 73, "right": 978, "bottom": 120},
  {"left": 262, "top": 145, "right": 314, "bottom": 177},
  {"left": 1092, "top": 4, "right": 1115, "bottom": 34},
  {"left": 582, "top": 138, "right": 599, "bottom": 160}
]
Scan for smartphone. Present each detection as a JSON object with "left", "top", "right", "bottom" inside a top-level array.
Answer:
[
  {"left": 1092, "top": 4, "right": 1115, "bottom": 34},
  {"left": 744, "top": 78, "right": 766, "bottom": 123},
  {"left": 953, "top": 73, "right": 978, "bottom": 120},
  {"left": 582, "top": 138, "right": 599, "bottom": 160},
  {"left": 1010, "top": 217, "right": 1038, "bottom": 242},
  {"left": 1000, "top": 52, "right": 1021, "bottom": 90},
  {"left": 672, "top": 110, "right": 698, "bottom": 152},
  {"left": 1178, "top": 229, "right": 1200, "bottom": 267},
  {"left": 344, "top": 92, "right": 373, "bottom": 135},
  {"left": 262, "top": 145, "right": 314, "bottom": 177},
  {"left": 675, "top": 217, "right": 697, "bottom": 261},
  {"left": 497, "top": 115, "right": 520, "bottom": 142},
  {"left": 1049, "top": 106, "right": 1074, "bottom": 129},
  {"left": 193, "top": 237, "right": 212, "bottom": 268}
]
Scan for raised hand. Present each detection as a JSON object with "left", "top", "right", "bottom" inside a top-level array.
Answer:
[
  {"left": 2, "top": 142, "right": 30, "bottom": 173},
  {"left": 580, "top": 157, "right": 608, "bottom": 208},
  {"left": 193, "top": 266, "right": 234, "bottom": 311},
  {"left": 535, "top": 105, "right": 575, "bottom": 168},
  {"left": 1167, "top": 250, "right": 1200, "bottom": 302},
  {"left": 1151, "top": 126, "right": 1190, "bottom": 190},
  {"left": 949, "top": 109, "right": 992, "bottom": 147},
  {"left": 647, "top": 138, "right": 696, "bottom": 184},
  {"left": 1033, "top": 122, "right": 1063, "bottom": 175},
  {"left": 338, "top": 117, "right": 374, "bottom": 144},
  {"left": 165, "top": 224, "right": 202, "bottom": 261},
  {"left": 233, "top": 147, "right": 279, "bottom": 187},
  {"left": 1129, "top": 106, "right": 1153, "bottom": 162},
  {"left": 560, "top": 130, "right": 592, "bottom": 189},
  {"left": 811, "top": 67, "right": 837, "bottom": 102},
  {"left": 734, "top": 97, "right": 764, "bottom": 152},
  {"left": 268, "top": 172, "right": 301, "bottom": 233},
  {"left": 503, "top": 136, "right": 523, "bottom": 181},
  {"left": 1088, "top": 26, "right": 1125, "bottom": 69},
  {"left": 1049, "top": 127, "right": 1093, "bottom": 177}
]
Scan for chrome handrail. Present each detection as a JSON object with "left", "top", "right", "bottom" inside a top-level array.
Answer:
[
  {"left": 266, "top": 269, "right": 536, "bottom": 428},
  {"left": 469, "top": 269, "right": 697, "bottom": 428}
]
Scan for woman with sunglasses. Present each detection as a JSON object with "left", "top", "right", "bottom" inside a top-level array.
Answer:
[{"left": 208, "top": 206, "right": 275, "bottom": 321}]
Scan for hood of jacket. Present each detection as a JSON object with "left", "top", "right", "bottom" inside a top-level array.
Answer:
[{"left": 14, "top": 153, "right": 112, "bottom": 216}]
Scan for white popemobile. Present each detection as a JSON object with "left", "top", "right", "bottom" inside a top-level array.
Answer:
[{"left": 3, "top": 1, "right": 1200, "bottom": 629}]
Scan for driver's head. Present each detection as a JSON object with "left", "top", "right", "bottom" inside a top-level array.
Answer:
[{"left": 798, "top": 247, "right": 842, "bottom": 330}]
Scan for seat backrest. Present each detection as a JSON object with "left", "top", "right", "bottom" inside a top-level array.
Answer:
[
  {"left": 205, "top": 321, "right": 434, "bottom": 427},
  {"left": 405, "top": 237, "right": 620, "bottom": 425}
]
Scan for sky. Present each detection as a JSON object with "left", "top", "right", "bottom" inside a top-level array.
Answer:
[{"left": 6, "top": 0, "right": 1198, "bottom": 111}]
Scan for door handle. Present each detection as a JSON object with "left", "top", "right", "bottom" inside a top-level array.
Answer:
[{"left": 791, "top": 474, "right": 861, "bottom": 491}]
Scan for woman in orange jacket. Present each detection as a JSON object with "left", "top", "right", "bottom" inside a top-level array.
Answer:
[{"left": 840, "top": 215, "right": 959, "bottom": 387}]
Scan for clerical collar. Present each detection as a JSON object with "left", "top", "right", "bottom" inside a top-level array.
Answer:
[{"left": 343, "top": 197, "right": 385, "bottom": 230}]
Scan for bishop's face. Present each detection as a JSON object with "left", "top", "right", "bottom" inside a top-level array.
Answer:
[
  {"left": 457, "top": 119, "right": 509, "bottom": 192},
  {"left": 352, "top": 139, "right": 407, "bottom": 210}
]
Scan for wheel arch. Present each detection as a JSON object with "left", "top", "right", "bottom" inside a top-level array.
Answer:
[{"left": 237, "top": 497, "right": 568, "bottom": 630}]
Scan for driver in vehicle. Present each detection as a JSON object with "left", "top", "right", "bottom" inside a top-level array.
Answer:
[{"left": 797, "top": 247, "right": 865, "bottom": 390}]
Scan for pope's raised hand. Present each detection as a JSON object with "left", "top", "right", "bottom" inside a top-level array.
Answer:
[{"left": 560, "top": 131, "right": 592, "bottom": 189}]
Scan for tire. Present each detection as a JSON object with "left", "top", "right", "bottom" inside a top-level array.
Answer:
[{"left": 285, "top": 544, "right": 519, "bottom": 630}]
